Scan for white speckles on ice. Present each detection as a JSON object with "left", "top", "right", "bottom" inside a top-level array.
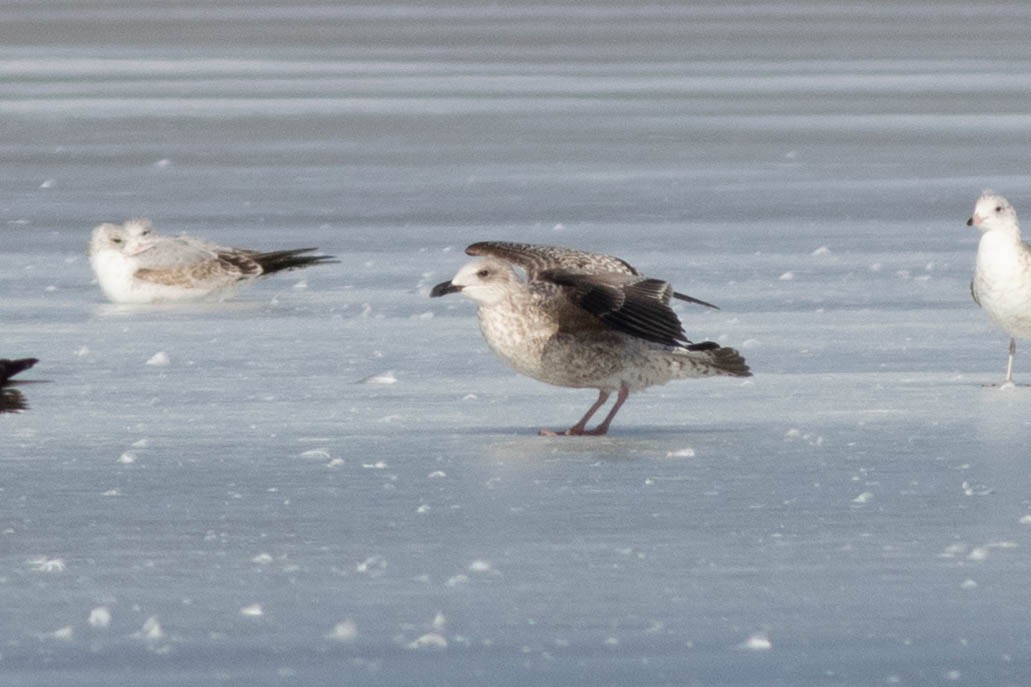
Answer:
[
  {"left": 740, "top": 632, "right": 772, "bottom": 651},
  {"left": 327, "top": 619, "right": 358, "bottom": 643},
  {"left": 468, "top": 559, "right": 495, "bottom": 574},
  {"left": 48, "top": 626, "right": 74, "bottom": 641},
  {"left": 665, "top": 447, "right": 696, "bottom": 458},
  {"left": 136, "top": 616, "right": 164, "bottom": 641},
  {"left": 960, "top": 579, "right": 978, "bottom": 590},
  {"left": 118, "top": 451, "right": 137, "bottom": 464},
  {"left": 783, "top": 428, "right": 823, "bottom": 446},
  {"left": 359, "top": 370, "right": 397, "bottom": 385},
  {"left": 29, "top": 557, "right": 66, "bottom": 572},
  {"left": 406, "top": 613, "right": 448, "bottom": 650},
  {"left": 1020, "top": 514, "right": 1031, "bottom": 525},
  {"left": 145, "top": 351, "right": 170, "bottom": 366},
  {"left": 778, "top": 271, "right": 795, "bottom": 281},
  {"left": 356, "top": 555, "right": 387, "bottom": 577},
  {"left": 88, "top": 606, "right": 112, "bottom": 629},
  {"left": 251, "top": 552, "right": 274, "bottom": 565},
  {"left": 428, "top": 470, "right": 447, "bottom": 479},
  {"left": 810, "top": 245, "right": 832, "bottom": 256},
  {"left": 407, "top": 632, "right": 447, "bottom": 650},
  {"left": 852, "top": 492, "right": 875, "bottom": 504},
  {"left": 961, "top": 480, "right": 993, "bottom": 496},
  {"left": 239, "top": 603, "right": 264, "bottom": 617}
]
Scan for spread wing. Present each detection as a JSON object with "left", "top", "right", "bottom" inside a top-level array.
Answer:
[
  {"left": 466, "top": 241, "right": 718, "bottom": 309},
  {"left": 463, "top": 242, "right": 695, "bottom": 346},
  {"left": 541, "top": 269, "right": 690, "bottom": 347},
  {"left": 466, "top": 241, "right": 638, "bottom": 280}
]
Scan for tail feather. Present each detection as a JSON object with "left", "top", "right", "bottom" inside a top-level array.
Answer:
[
  {"left": 250, "top": 248, "right": 338, "bottom": 276},
  {"left": 680, "top": 343, "right": 751, "bottom": 377},
  {"left": 0, "top": 357, "right": 39, "bottom": 386},
  {"left": 705, "top": 345, "right": 751, "bottom": 377}
]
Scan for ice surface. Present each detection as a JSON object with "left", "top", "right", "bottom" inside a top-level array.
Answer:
[{"left": 3, "top": 2, "right": 1031, "bottom": 685}]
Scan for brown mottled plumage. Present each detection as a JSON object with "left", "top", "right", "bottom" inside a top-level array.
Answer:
[{"left": 431, "top": 241, "right": 750, "bottom": 436}]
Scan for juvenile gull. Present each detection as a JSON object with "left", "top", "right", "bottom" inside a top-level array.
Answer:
[
  {"left": 431, "top": 241, "right": 751, "bottom": 435},
  {"left": 88, "top": 219, "right": 335, "bottom": 304},
  {"left": 968, "top": 191, "right": 1031, "bottom": 385}
]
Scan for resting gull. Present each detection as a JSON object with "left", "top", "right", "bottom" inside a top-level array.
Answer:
[
  {"left": 430, "top": 241, "right": 751, "bottom": 435},
  {"left": 88, "top": 219, "right": 336, "bottom": 304},
  {"left": 968, "top": 191, "right": 1031, "bottom": 385}
]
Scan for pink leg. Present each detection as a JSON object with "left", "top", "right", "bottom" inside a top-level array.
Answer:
[
  {"left": 539, "top": 389, "right": 610, "bottom": 436},
  {"left": 581, "top": 384, "right": 629, "bottom": 436}
]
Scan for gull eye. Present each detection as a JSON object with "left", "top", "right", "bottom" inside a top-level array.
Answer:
[
  {"left": 996, "top": 206, "right": 1003, "bottom": 213},
  {"left": 477, "top": 269, "right": 490, "bottom": 278},
  {"left": 111, "top": 237, "right": 122, "bottom": 244}
]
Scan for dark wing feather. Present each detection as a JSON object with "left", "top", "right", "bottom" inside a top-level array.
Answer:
[
  {"left": 467, "top": 241, "right": 719, "bottom": 309},
  {"left": 542, "top": 269, "right": 690, "bottom": 347}
]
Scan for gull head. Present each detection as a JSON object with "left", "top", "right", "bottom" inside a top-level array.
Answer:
[
  {"left": 967, "top": 191, "right": 1020, "bottom": 235},
  {"left": 122, "top": 218, "right": 157, "bottom": 255},
  {"left": 430, "top": 257, "right": 521, "bottom": 306},
  {"left": 89, "top": 222, "right": 131, "bottom": 256}
]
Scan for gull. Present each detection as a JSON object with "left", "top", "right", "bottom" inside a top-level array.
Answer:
[
  {"left": 968, "top": 191, "right": 1031, "bottom": 386},
  {"left": 88, "top": 219, "right": 336, "bottom": 304},
  {"left": 968, "top": 192, "right": 1031, "bottom": 382},
  {"left": 430, "top": 241, "right": 751, "bottom": 435}
]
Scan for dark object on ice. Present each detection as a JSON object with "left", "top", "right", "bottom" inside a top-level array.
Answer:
[
  {"left": 0, "top": 388, "right": 29, "bottom": 413},
  {"left": 0, "top": 357, "right": 38, "bottom": 386}
]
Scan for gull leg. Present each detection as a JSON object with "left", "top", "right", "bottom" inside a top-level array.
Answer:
[
  {"left": 539, "top": 389, "right": 610, "bottom": 436},
  {"left": 1005, "top": 337, "right": 1016, "bottom": 386},
  {"left": 582, "top": 384, "right": 630, "bottom": 436}
]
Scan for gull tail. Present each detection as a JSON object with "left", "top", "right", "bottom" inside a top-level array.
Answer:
[
  {"left": 0, "top": 358, "right": 39, "bottom": 386},
  {"left": 251, "top": 248, "right": 338, "bottom": 276},
  {"left": 671, "top": 343, "right": 751, "bottom": 378}
]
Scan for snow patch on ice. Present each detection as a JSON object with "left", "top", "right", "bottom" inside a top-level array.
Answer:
[
  {"left": 136, "top": 616, "right": 164, "bottom": 641},
  {"left": 48, "top": 626, "right": 74, "bottom": 641},
  {"left": 740, "top": 632, "right": 772, "bottom": 651},
  {"left": 327, "top": 619, "right": 358, "bottom": 643},
  {"left": 145, "top": 351, "right": 170, "bottom": 366},
  {"left": 240, "top": 603, "right": 263, "bottom": 617},
  {"left": 89, "top": 606, "right": 112, "bottom": 629},
  {"left": 29, "top": 557, "right": 66, "bottom": 572},
  {"left": 359, "top": 370, "right": 397, "bottom": 385},
  {"left": 356, "top": 555, "right": 387, "bottom": 576},
  {"left": 665, "top": 447, "right": 696, "bottom": 458}
]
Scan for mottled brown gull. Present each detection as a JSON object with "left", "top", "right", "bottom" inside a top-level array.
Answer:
[
  {"left": 88, "top": 219, "right": 336, "bottom": 304},
  {"left": 430, "top": 241, "right": 751, "bottom": 435},
  {"left": 968, "top": 191, "right": 1031, "bottom": 386}
]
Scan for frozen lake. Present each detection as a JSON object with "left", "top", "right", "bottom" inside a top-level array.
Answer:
[{"left": 4, "top": 2, "right": 1031, "bottom": 685}]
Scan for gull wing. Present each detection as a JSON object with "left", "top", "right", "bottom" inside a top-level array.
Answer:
[
  {"left": 541, "top": 269, "right": 690, "bottom": 347},
  {"left": 466, "top": 241, "right": 718, "bottom": 309},
  {"left": 135, "top": 250, "right": 262, "bottom": 287}
]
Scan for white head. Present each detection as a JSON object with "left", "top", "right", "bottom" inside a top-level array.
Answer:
[
  {"left": 967, "top": 191, "right": 1020, "bottom": 236},
  {"left": 430, "top": 257, "right": 523, "bottom": 306},
  {"left": 88, "top": 222, "right": 131, "bottom": 256},
  {"left": 122, "top": 218, "right": 157, "bottom": 255}
]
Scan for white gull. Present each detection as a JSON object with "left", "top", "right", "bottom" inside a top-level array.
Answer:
[
  {"left": 968, "top": 191, "right": 1031, "bottom": 386},
  {"left": 88, "top": 219, "right": 335, "bottom": 304},
  {"left": 430, "top": 241, "right": 751, "bottom": 436}
]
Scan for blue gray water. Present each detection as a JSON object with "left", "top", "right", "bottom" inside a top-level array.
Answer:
[{"left": 4, "top": 3, "right": 1031, "bottom": 685}]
